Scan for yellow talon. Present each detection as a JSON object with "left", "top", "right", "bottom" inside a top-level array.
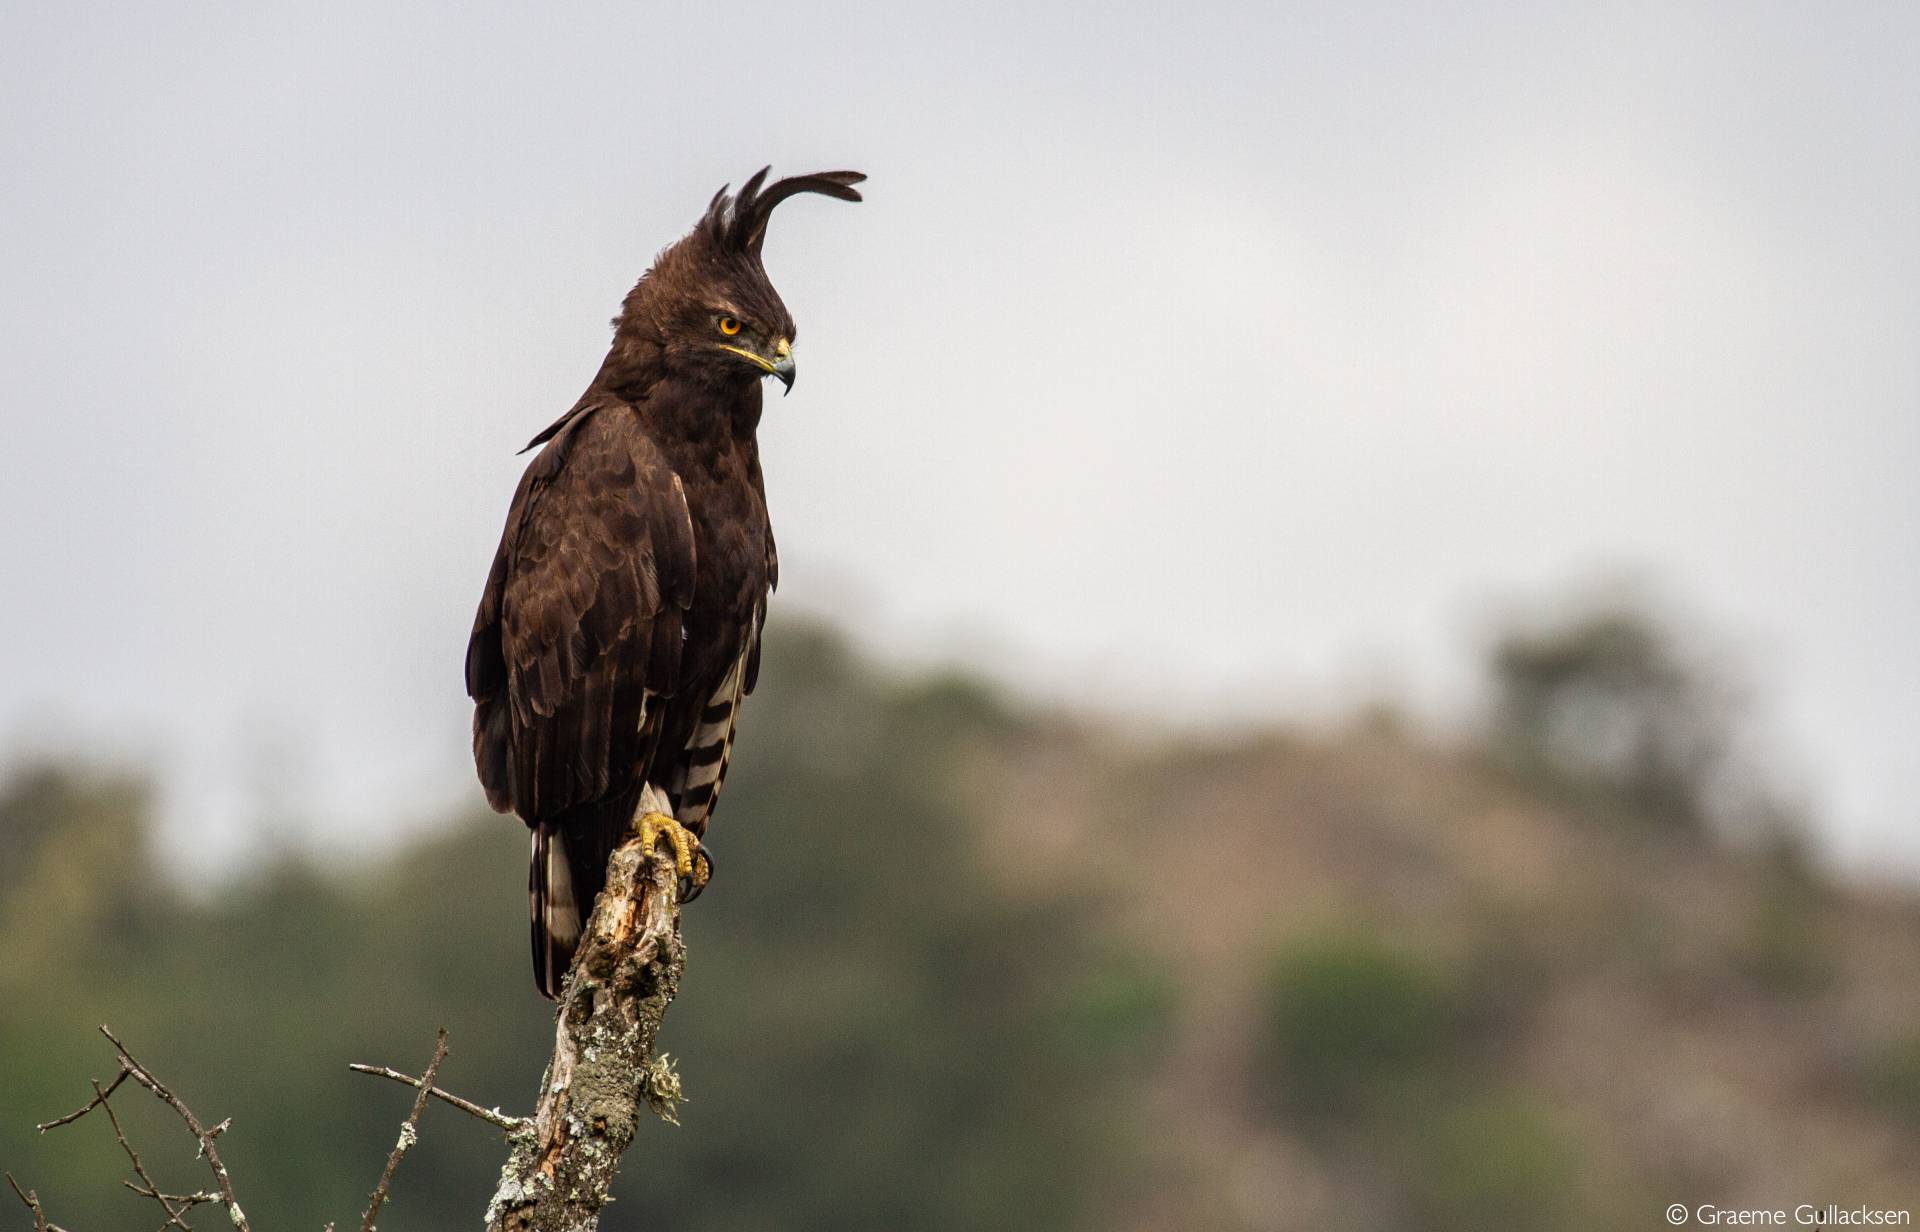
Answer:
[{"left": 633, "top": 811, "right": 699, "bottom": 880}]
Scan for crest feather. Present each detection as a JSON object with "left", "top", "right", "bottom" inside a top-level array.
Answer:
[{"left": 699, "top": 167, "right": 866, "bottom": 254}]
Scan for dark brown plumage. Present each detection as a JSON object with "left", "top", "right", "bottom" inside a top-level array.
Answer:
[{"left": 465, "top": 167, "right": 864, "bottom": 997}]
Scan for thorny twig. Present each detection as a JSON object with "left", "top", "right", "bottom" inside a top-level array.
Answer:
[
  {"left": 94, "top": 1078, "right": 192, "bottom": 1231},
  {"left": 347, "top": 1063, "right": 527, "bottom": 1132},
  {"left": 358, "top": 1028, "right": 450, "bottom": 1232},
  {"left": 4, "top": 1174, "right": 60, "bottom": 1232},
  {"left": 25, "top": 1028, "right": 251, "bottom": 1232},
  {"left": 18, "top": 1025, "right": 513, "bottom": 1232},
  {"left": 94, "top": 1025, "right": 249, "bottom": 1232},
  {"left": 122, "top": 1183, "right": 222, "bottom": 1208},
  {"left": 35, "top": 1069, "right": 130, "bottom": 1132}
]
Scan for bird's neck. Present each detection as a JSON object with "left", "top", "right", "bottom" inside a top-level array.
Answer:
[{"left": 629, "top": 373, "right": 763, "bottom": 461}]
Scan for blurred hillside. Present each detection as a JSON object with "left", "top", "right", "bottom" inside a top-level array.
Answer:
[{"left": 4, "top": 615, "right": 1919, "bottom": 1231}]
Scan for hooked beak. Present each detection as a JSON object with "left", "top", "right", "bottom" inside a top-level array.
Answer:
[
  {"left": 719, "top": 337, "right": 796, "bottom": 395},
  {"left": 769, "top": 338, "right": 795, "bottom": 395}
]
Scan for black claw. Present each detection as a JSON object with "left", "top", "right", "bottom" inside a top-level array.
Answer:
[{"left": 679, "top": 844, "right": 716, "bottom": 904}]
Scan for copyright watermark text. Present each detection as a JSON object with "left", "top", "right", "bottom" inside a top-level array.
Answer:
[{"left": 1667, "top": 1206, "right": 1911, "bottom": 1226}]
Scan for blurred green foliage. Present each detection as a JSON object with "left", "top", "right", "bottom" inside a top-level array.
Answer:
[
  {"left": 1058, "top": 949, "right": 1180, "bottom": 1064},
  {"left": 1257, "top": 929, "right": 1464, "bottom": 1118},
  {"left": 1862, "top": 1035, "right": 1920, "bottom": 1129},
  {"left": 0, "top": 626, "right": 1143, "bottom": 1232},
  {"left": 1396, "top": 1089, "right": 1584, "bottom": 1230},
  {"left": 1257, "top": 930, "right": 1609, "bottom": 1227}
]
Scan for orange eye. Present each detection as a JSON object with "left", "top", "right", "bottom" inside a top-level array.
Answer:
[{"left": 718, "top": 316, "right": 742, "bottom": 336}]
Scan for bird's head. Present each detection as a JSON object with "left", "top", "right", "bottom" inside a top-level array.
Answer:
[{"left": 610, "top": 167, "right": 865, "bottom": 396}]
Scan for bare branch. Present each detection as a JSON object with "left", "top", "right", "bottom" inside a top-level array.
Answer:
[
  {"left": 358, "top": 1028, "right": 449, "bottom": 1232},
  {"left": 123, "top": 1182, "right": 222, "bottom": 1207},
  {"left": 97, "top": 1025, "right": 250, "bottom": 1232},
  {"left": 21, "top": 821, "right": 686, "bottom": 1232},
  {"left": 4, "top": 1173, "right": 59, "bottom": 1232},
  {"left": 347, "top": 1064, "right": 527, "bottom": 1132},
  {"left": 485, "top": 803, "right": 689, "bottom": 1232},
  {"left": 35, "top": 1067, "right": 130, "bottom": 1132},
  {"left": 94, "top": 1078, "right": 193, "bottom": 1232}
]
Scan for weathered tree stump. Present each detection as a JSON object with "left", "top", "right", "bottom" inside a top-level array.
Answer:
[{"left": 486, "top": 790, "right": 689, "bottom": 1232}]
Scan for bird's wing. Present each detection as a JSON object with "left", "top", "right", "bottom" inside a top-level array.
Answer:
[{"left": 466, "top": 401, "right": 696, "bottom": 821}]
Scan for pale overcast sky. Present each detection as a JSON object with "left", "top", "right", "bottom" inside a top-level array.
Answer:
[{"left": 2, "top": 2, "right": 1914, "bottom": 875}]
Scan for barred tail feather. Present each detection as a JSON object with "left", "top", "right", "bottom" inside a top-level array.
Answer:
[{"left": 530, "top": 825, "right": 583, "bottom": 999}]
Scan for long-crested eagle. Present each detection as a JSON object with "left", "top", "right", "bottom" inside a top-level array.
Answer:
[{"left": 465, "top": 168, "right": 864, "bottom": 997}]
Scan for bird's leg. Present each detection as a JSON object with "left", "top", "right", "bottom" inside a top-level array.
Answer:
[{"left": 631, "top": 811, "right": 713, "bottom": 902}]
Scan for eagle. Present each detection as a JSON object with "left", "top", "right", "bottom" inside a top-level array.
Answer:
[{"left": 465, "top": 167, "right": 864, "bottom": 997}]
